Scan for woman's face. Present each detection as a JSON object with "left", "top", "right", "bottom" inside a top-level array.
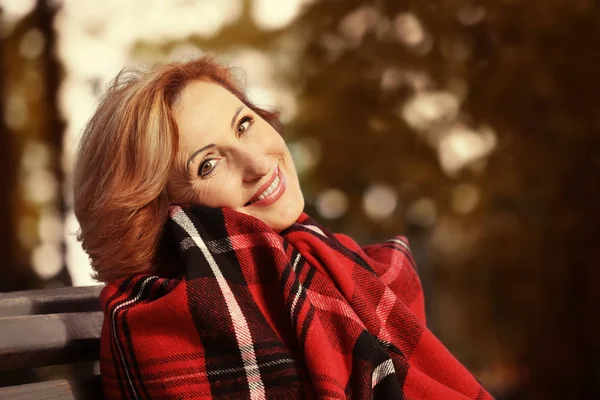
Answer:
[{"left": 169, "top": 81, "right": 304, "bottom": 232}]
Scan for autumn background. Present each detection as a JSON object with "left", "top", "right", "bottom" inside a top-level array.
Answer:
[{"left": 1, "top": 0, "right": 599, "bottom": 398}]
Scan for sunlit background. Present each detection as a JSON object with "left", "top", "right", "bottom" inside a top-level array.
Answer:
[{"left": 2, "top": 0, "right": 599, "bottom": 398}]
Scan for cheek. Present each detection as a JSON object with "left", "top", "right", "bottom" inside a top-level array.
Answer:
[
  {"left": 275, "top": 137, "right": 294, "bottom": 162},
  {"left": 257, "top": 120, "right": 286, "bottom": 149},
  {"left": 192, "top": 177, "right": 239, "bottom": 207}
]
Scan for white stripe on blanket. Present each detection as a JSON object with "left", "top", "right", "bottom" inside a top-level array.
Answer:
[
  {"left": 372, "top": 359, "right": 396, "bottom": 388},
  {"left": 171, "top": 207, "right": 267, "bottom": 400}
]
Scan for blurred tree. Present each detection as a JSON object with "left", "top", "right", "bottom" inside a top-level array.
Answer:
[
  {"left": 290, "top": 0, "right": 600, "bottom": 398},
  {"left": 0, "top": 36, "right": 19, "bottom": 292},
  {"left": 0, "top": 0, "right": 68, "bottom": 290}
]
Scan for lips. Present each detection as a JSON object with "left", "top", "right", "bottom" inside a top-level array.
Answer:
[{"left": 245, "top": 166, "right": 286, "bottom": 207}]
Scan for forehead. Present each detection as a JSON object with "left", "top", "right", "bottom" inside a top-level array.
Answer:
[{"left": 173, "top": 81, "right": 243, "bottom": 145}]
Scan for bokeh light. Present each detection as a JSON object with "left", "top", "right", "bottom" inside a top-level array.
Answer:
[
  {"left": 38, "top": 209, "right": 63, "bottom": 244},
  {"left": 31, "top": 243, "right": 63, "bottom": 280},
  {"left": 23, "top": 168, "right": 58, "bottom": 205},
  {"left": 450, "top": 183, "right": 481, "bottom": 215},
  {"left": 338, "top": 6, "right": 379, "bottom": 48},
  {"left": 456, "top": 6, "right": 487, "bottom": 26},
  {"left": 400, "top": 91, "right": 460, "bottom": 132},
  {"left": 437, "top": 124, "right": 497, "bottom": 175},
  {"left": 288, "top": 138, "right": 321, "bottom": 176},
  {"left": 3, "top": 92, "right": 28, "bottom": 130},
  {"left": 316, "top": 188, "right": 349, "bottom": 219},
  {"left": 0, "top": 0, "right": 36, "bottom": 23},
  {"left": 363, "top": 183, "right": 398, "bottom": 221},
  {"left": 19, "top": 28, "right": 45, "bottom": 59},
  {"left": 251, "top": 0, "right": 305, "bottom": 31},
  {"left": 393, "top": 13, "right": 426, "bottom": 47},
  {"left": 406, "top": 197, "right": 437, "bottom": 227},
  {"left": 18, "top": 216, "right": 38, "bottom": 250}
]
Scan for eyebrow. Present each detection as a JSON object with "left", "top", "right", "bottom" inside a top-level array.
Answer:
[
  {"left": 231, "top": 105, "right": 243, "bottom": 129},
  {"left": 186, "top": 106, "right": 245, "bottom": 167},
  {"left": 187, "top": 143, "right": 216, "bottom": 167}
]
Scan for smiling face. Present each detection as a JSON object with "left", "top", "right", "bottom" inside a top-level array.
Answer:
[{"left": 168, "top": 80, "right": 304, "bottom": 231}]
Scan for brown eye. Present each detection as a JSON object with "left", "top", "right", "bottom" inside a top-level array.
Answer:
[
  {"left": 237, "top": 115, "right": 254, "bottom": 135},
  {"left": 198, "top": 159, "right": 217, "bottom": 176}
]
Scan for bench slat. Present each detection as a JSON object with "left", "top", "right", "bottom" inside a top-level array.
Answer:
[
  {"left": 0, "top": 286, "right": 103, "bottom": 317},
  {"left": 0, "top": 312, "right": 103, "bottom": 370},
  {"left": 0, "top": 376, "right": 102, "bottom": 400}
]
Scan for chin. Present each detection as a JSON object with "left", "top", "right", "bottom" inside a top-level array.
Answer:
[
  {"left": 268, "top": 218, "right": 298, "bottom": 232},
  {"left": 262, "top": 198, "right": 305, "bottom": 232}
]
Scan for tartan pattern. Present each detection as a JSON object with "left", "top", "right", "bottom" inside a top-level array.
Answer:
[{"left": 100, "top": 205, "right": 492, "bottom": 399}]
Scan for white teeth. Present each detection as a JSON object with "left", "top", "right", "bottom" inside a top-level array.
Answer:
[{"left": 251, "top": 174, "right": 280, "bottom": 204}]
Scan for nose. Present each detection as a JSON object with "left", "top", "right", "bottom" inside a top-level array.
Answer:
[{"left": 237, "top": 147, "right": 272, "bottom": 183}]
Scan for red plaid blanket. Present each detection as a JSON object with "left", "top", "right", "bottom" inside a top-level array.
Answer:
[{"left": 100, "top": 205, "right": 492, "bottom": 399}]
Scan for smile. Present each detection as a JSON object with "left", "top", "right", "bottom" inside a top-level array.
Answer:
[{"left": 245, "top": 167, "right": 286, "bottom": 207}]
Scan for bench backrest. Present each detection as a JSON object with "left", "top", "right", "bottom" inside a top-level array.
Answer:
[{"left": 0, "top": 286, "right": 104, "bottom": 400}]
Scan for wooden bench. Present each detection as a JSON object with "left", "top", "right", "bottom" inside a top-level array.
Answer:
[{"left": 0, "top": 285, "right": 104, "bottom": 399}]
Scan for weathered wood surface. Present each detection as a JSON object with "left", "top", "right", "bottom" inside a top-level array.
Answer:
[
  {"left": 0, "top": 286, "right": 103, "bottom": 317},
  {"left": 0, "top": 376, "right": 103, "bottom": 400},
  {"left": 0, "top": 312, "right": 103, "bottom": 370}
]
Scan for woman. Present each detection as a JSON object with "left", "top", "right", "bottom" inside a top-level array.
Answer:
[{"left": 74, "top": 57, "right": 492, "bottom": 399}]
